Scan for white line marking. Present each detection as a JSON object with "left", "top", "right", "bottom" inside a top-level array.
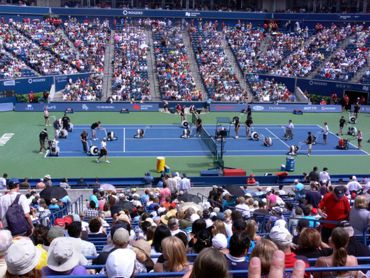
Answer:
[
  {"left": 123, "top": 128, "right": 126, "bottom": 153},
  {"left": 265, "top": 128, "right": 290, "bottom": 148}
]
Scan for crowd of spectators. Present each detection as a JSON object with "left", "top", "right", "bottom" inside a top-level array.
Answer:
[
  {"left": 63, "top": 17, "right": 110, "bottom": 74},
  {"left": 271, "top": 23, "right": 354, "bottom": 77},
  {"left": 225, "top": 22, "right": 305, "bottom": 74},
  {"left": 189, "top": 21, "right": 247, "bottom": 102},
  {"left": 317, "top": 25, "right": 369, "bottom": 81},
  {"left": 1, "top": 20, "right": 76, "bottom": 75},
  {"left": 0, "top": 49, "right": 35, "bottom": 79},
  {"left": 152, "top": 20, "right": 201, "bottom": 101},
  {"left": 11, "top": 19, "right": 86, "bottom": 73},
  {"left": 112, "top": 24, "right": 151, "bottom": 101},
  {"left": 247, "top": 75, "right": 294, "bottom": 102},
  {"left": 61, "top": 74, "right": 103, "bottom": 101},
  {"left": 1, "top": 169, "right": 370, "bottom": 277}
]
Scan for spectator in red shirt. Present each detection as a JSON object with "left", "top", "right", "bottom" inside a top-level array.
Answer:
[{"left": 318, "top": 185, "right": 350, "bottom": 243}]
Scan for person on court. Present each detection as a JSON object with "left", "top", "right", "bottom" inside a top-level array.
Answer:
[
  {"left": 96, "top": 138, "right": 110, "bottom": 163},
  {"left": 357, "top": 129, "right": 363, "bottom": 149},
  {"left": 354, "top": 99, "right": 361, "bottom": 119},
  {"left": 322, "top": 122, "right": 329, "bottom": 144},
  {"left": 233, "top": 116, "right": 240, "bottom": 139},
  {"left": 91, "top": 121, "right": 101, "bottom": 141},
  {"left": 80, "top": 130, "right": 88, "bottom": 154},
  {"left": 195, "top": 118, "right": 203, "bottom": 137},
  {"left": 62, "top": 113, "right": 71, "bottom": 131},
  {"left": 179, "top": 106, "right": 186, "bottom": 123},
  {"left": 245, "top": 117, "right": 253, "bottom": 139},
  {"left": 39, "top": 128, "right": 49, "bottom": 153},
  {"left": 53, "top": 118, "right": 62, "bottom": 139},
  {"left": 306, "top": 131, "right": 315, "bottom": 156},
  {"left": 284, "top": 119, "right": 294, "bottom": 140},
  {"left": 338, "top": 116, "right": 346, "bottom": 135},
  {"left": 43, "top": 107, "right": 50, "bottom": 126}
]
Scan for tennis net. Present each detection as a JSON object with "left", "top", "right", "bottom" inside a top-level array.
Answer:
[{"left": 199, "top": 126, "right": 218, "bottom": 159}]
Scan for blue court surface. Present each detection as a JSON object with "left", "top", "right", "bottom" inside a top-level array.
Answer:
[{"left": 56, "top": 124, "right": 369, "bottom": 158}]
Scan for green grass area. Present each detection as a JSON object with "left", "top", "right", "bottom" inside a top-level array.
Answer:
[{"left": 0, "top": 111, "right": 369, "bottom": 179}]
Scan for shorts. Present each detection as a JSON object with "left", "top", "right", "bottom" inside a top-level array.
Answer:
[
  {"left": 358, "top": 139, "right": 362, "bottom": 144},
  {"left": 307, "top": 144, "right": 312, "bottom": 150},
  {"left": 323, "top": 134, "right": 327, "bottom": 140},
  {"left": 100, "top": 148, "right": 107, "bottom": 156}
]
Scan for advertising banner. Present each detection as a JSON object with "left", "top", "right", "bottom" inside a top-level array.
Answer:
[
  {"left": 14, "top": 102, "right": 159, "bottom": 112},
  {"left": 210, "top": 103, "right": 341, "bottom": 113}
]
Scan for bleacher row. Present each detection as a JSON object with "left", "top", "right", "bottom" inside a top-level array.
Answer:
[{"left": 0, "top": 18, "right": 368, "bottom": 103}]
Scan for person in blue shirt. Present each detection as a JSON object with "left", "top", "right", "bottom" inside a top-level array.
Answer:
[
  {"left": 48, "top": 198, "right": 60, "bottom": 210},
  {"left": 89, "top": 188, "right": 99, "bottom": 209},
  {"left": 293, "top": 179, "right": 305, "bottom": 200}
]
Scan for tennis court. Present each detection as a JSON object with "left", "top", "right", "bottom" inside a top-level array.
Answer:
[{"left": 58, "top": 123, "right": 368, "bottom": 158}]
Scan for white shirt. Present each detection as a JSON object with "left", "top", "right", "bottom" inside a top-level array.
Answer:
[
  {"left": 347, "top": 180, "right": 362, "bottom": 192},
  {"left": 319, "top": 171, "right": 331, "bottom": 183},
  {"left": 0, "top": 192, "right": 30, "bottom": 227},
  {"left": 78, "top": 238, "right": 98, "bottom": 258},
  {"left": 236, "top": 204, "right": 250, "bottom": 218},
  {"left": 323, "top": 125, "right": 329, "bottom": 135},
  {"left": 0, "top": 177, "right": 6, "bottom": 189},
  {"left": 180, "top": 177, "right": 191, "bottom": 191}
]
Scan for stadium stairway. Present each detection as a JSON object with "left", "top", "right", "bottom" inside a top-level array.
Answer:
[
  {"left": 103, "top": 30, "right": 115, "bottom": 101},
  {"left": 221, "top": 34, "right": 253, "bottom": 102},
  {"left": 308, "top": 31, "right": 357, "bottom": 79},
  {"left": 182, "top": 29, "right": 208, "bottom": 100},
  {"left": 146, "top": 28, "right": 161, "bottom": 101}
]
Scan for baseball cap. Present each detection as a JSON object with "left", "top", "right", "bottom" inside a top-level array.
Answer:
[
  {"left": 113, "top": 228, "right": 130, "bottom": 246},
  {"left": 334, "top": 185, "right": 346, "bottom": 198},
  {"left": 212, "top": 233, "right": 228, "bottom": 250},
  {"left": 0, "top": 230, "right": 13, "bottom": 256},
  {"left": 106, "top": 248, "right": 136, "bottom": 278},
  {"left": 269, "top": 225, "right": 292, "bottom": 247}
]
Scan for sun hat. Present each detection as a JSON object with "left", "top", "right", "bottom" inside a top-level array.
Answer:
[
  {"left": 5, "top": 238, "right": 41, "bottom": 275},
  {"left": 212, "top": 233, "right": 228, "bottom": 250},
  {"left": 0, "top": 230, "right": 12, "bottom": 256},
  {"left": 113, "top": 228, "right": 130, "bottom": 246},
  {"left": 47, "top": 237, "right": 84, "bottom": 272},
  {"left": 131, "top": 239, "right": 152, "bottom": 258},
  {"left": 160, "top": 209, "right": 177, "bottom": 225},
  {"left": 106, "top": 248, "right": 136, "bottom": 278}
]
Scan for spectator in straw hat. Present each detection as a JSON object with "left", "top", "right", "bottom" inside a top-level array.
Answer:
[
  {"left": 5, "top": 238, "right": 41, "bottom": 277},
  {"left": 131, "top": 239, "right": 154, "bottom": 273}
]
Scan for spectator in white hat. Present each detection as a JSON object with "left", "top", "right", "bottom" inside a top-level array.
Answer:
[
  {"left": 5, "top": 238, "right": 41, "bottom": 277},
  {"left": 105, "top": 228, "right": 136, "bottom": 278},
  {"left": 42, "top": 237, "right": 88, "bottom": 275},
  {"left": 212, "top": 233, "right": 228, "bottom": 255},
  {"left": 0, "top": 230, "right": 13, "bottom": 276}
]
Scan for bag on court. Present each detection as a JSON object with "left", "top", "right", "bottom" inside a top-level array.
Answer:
[{"left": 6, "top": 194, "right": 30, "bottom": 236}]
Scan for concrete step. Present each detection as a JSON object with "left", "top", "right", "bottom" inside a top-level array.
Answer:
[
  {"left": 182, "top": 29, "right": 208, "bottom": 100},
  {"left": 102, "top": 30, "right": 114, "bottom": 101},
  {"left": 146, "top": 29, "right": 161, "bottom": 101},
  {"left": 221, "top": 33, "right": 253, "bottom": 102}
]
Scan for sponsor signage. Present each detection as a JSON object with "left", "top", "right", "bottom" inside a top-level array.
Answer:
[
  {"left": 210, "top": 104, "right": 341, "bottom": 113},
  {"left": 15, "top": 102, "right": 159, "bottom": 112}
]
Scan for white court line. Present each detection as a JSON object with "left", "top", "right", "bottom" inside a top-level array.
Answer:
[
  {"left": 123, "top": 128, "right": 126, "bottom": 153},
  {"left": 265, "top": 128, "right": 290, "bottom": 148}
]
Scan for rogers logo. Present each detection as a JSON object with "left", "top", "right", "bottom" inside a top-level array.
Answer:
[{"left": 253, "top": 105, "right": 264, "bottom": 111}]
